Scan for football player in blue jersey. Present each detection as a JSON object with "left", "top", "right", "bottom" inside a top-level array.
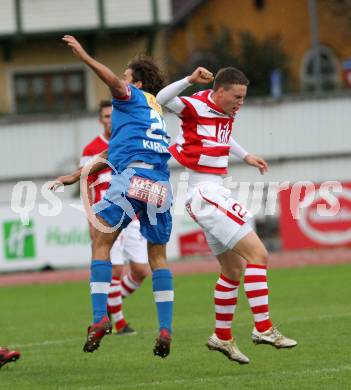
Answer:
[{"left": 53, "top": 35, "right": 173, "bottom": 358}]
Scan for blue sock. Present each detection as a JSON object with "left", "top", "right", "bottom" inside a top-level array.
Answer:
[
  {"left": 90, "top": 260, "right": 112, "bottom": 324},
  {"left": 152, "top": 268, "right": 174, "bottom": 334}
]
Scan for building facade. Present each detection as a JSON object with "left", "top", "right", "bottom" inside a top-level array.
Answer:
[
  {"left": 0, "top": 0, "right": 171, "bottom": 115},
  {"left": 167, "top": 0, "right": 351, "bottom": 91}
]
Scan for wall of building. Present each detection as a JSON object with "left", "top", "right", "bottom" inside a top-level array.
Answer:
[
  {"left": 0, "top": 0, "right": 171, "bottom": 114},
  {"left": 167, "top": 0, "right": 351, "bottom": 85},
  {"left": 0, "top": 34, "right": 163, "bottom": 114},
  {"left": 1, "top": 94, "right": 350, "bottom": 212}
]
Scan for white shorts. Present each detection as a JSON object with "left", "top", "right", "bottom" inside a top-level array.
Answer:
[
  {"left": 110, "top": 219, "right": 148, "bottom": 265},
  {"left": 186, "top": 183, "right": 253, "bottom": 256}
]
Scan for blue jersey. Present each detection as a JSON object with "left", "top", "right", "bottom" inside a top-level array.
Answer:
[{"left": 109, "top": 85, "right": 171, "bottom": 175}]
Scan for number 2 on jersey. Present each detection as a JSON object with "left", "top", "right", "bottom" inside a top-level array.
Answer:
[{"left": 146, "top": 110, "right": 169, "bottom": 144}]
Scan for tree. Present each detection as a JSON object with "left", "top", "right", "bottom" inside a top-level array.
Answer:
[
  {"left": 170, "top": 27, "right": 291, "bottom": 96},
  {"left": 321, "top": 0, "right": 351, "bottom": 26},
  {"left": 236, "top": 31, "right": 289, "bottom": 96}
]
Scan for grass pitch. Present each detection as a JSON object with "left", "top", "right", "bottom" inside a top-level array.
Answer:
[{"left": 1, "top": 264, "right": 351, "bottom": 389}]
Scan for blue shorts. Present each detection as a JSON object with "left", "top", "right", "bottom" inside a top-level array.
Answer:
[{"left": 94, "top": 168, "right": 172, "bottom": 245}]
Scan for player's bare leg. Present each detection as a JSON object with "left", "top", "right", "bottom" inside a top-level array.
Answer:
[
  {"left": 206, "top": 250, "right": 250, "bottom": 364},
  {"left": 83, "top": 217, "right": 121, "bottom": 353},
  {"left": 233, "top": 231, "right": 297, "bottom": 349},
  {"left": 148, "top": 243, "right": 173, "bottom": 358}
]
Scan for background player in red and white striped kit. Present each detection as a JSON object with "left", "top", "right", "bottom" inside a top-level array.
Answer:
[
  {"left": 80, "top": 100, "right": 149, "bottom": 335},
  {"left": 157, "top": 67, "right": 297, "bottom": 364}
]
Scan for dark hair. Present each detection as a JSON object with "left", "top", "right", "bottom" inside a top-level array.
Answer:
[
  {"left": 213, "top": 67, "right": 249, "bottom": 91},
  {"left": 98, "top": 100, "right": 112, "bottom": 114},
  {"left": 127, "top": 55, "right": 166, "bottom": 96}
]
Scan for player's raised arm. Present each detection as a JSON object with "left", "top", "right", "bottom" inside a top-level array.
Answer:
[
  {"left": 156, "top": 67, "right": 214, "bottom": 113},
  {"left": 49, "top": 149, "right": 109, "bottom": 190},
  {"left": 62, "top": 35, "right": 127, "bottom": 99}
]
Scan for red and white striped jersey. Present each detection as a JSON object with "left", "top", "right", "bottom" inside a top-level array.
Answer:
[
  {"left": 169, "top": 89, "right": 234, "bottom": 174},
  {"left": 80, "top": 134, "right": 111, "bottom": 204}
]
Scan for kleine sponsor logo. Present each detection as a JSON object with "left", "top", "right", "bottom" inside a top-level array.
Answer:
[{"left": 297, "top": 189, "right": 351, "bottom": 245}]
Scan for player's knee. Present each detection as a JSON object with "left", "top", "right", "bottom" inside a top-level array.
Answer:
[
  {"left": 112, "top": 266, "right": 123, "bottom": 279},
  {"left": 260, "top": 248, "right": 269, "bottom": 265},
  {"left": 223, "top": 266, "right": 242, "bottom": 281},
  {"left": 131, "top": 267, "right": 148, "bottom": 282},
  {"left": 147, "top": 243, "right": 168, "bottom": 271},
  {"left": 249, "top": 246, "right": 269, "bottom": 266},
  {"left": 148, "top": 255, "right": 168, "bottom": 271},
  {"left": 92, "top": 240, "right": 112, "bottom": 260}
]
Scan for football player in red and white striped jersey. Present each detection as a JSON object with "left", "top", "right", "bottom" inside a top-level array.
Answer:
[
  {"left": 157, "top": 67, "right": 297, "bottom": 363},
  {"left": 80, "top": 100, "right": 149, "bottom": 335}
]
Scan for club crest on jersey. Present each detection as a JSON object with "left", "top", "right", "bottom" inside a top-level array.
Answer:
[
  {"left": 217, "top": 122, "right": 232, "bottom": 144},
  {"left": 144, "top": 92, "right": 163, "bottom": 115}
]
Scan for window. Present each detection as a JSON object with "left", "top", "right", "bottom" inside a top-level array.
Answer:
[
  {"left": 301, "top": 46, "right": 340, "bottom": 92},
  {"left": 13, "top": 69, "right": 87, "bottom": 114}
]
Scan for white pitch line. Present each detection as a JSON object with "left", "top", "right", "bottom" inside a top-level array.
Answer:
[
  {"left": 10, "top": 312, "right": 351, "bottom": 350},
  {"left": 78, "top": 365, "right": 351, "bottom": 389},
  {"left": 13, "top": 337, "right": 82, "bottom": 348}
]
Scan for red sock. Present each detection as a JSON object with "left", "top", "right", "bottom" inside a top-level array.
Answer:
[
  {"left": 244, "top": 264, "right": 272, "bottom": 333},
  {"left": 121, "top": 272, "right": 141, "bottom": 298},
  {"left": 107, "top": 277, "right": 127, "bottom": 331},
  {"left": 214, "top": 274, "right": 240, "bottom": 341}
]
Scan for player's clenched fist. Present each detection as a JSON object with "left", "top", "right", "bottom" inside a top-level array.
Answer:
[{"left": 188, "top": 67, "right": 214, "bottom": 84}]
